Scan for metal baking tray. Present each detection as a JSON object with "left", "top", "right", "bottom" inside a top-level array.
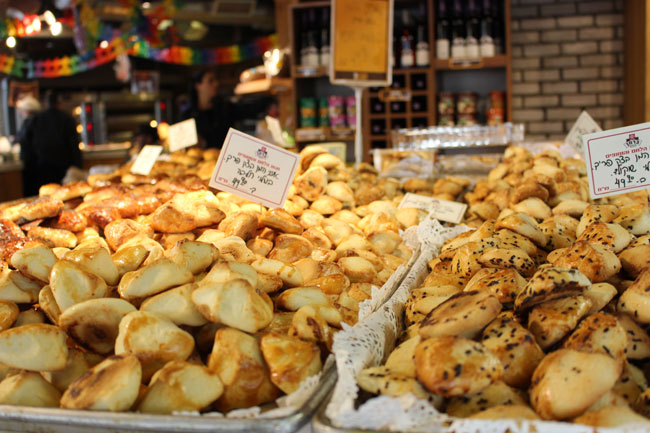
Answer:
[{"left": 0, "top": 362, "right": 337, "bottom": 433}]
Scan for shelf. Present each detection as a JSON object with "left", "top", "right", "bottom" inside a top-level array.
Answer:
[
  {"left": 393, "top": 67, "right": 431, "bottom": 74},
  {"left": 234, "top": 78, "right": 292, "bottom": 96},
  {"left": 433, "top": 55, "right": 508, "bottom": 70},
  {"left": 293, "top": 65, "right": 329, "bottom": 78},
  {"left": 295, "top": 127, "right": 356, "bottom": 143}
]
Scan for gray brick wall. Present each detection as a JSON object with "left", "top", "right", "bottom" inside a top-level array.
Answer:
[{"left": 511, "top": 0, "right": 624, "bottom": 141}]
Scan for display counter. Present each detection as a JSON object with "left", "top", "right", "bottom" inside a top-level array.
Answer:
[
  {"left": 81, "top": 143, "right": 130, "bottom": 170},
  {"left": 0, "top": 160, "right": 23, "bottom": 202}
]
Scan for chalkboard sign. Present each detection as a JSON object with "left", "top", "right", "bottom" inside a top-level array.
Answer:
[{"left": 330, "top": 0, "right": 393, "bottom": 87}]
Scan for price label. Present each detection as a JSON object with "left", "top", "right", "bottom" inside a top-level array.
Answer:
[
  {"left": 584, "top": 122, "right": 650, "bottom": 199},
  {"left": 265, "top": 116, "right": 286, "bottom": 147},
  {"left": 168, "top": 118, "right": 198, "bottom": 152},
  {"left": 317, "top": 142, "right": 347, "bottom": 161},
  {"left": 130, "top": 145, "right": 163, "bottom": 175},
  {"left": 565, "top": 110, "right": 601, "bottom": 156},
  {"left": 209, "top": 128, "right": 300, "bottom": 208},
  {"left": 399, "top": 193, "right": 467, "bottom": 224}
]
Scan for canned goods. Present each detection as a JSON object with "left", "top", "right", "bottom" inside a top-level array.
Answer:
[
  {"left": 489, "top": 91, "right": 505, "bottom": 110},
  {"left": 438, "top": 92, "right": 455, "bottom": 116},
  {"left": 328, "top": 96, "right": 346, "bottom": 128},
  {"left": 318, "top": 98, "right": 329, "bottom": 127},
  {"left": 299, "top": 98, "right": 317, "bottom": 128},
  {"left": 438, "top": 114, "right": 455, "bottom": 126},
  {"left": 457, "top": 113, "right": 478, "bottom": 126},
  {"left": 487, "top": 108, "right": 504, "bottom": 126},
  {"left": 457, "top": 92, "right": 477, "bottom": 114},
  {"left": 345, "top": 96, "right": 356, "bottom": 128}
]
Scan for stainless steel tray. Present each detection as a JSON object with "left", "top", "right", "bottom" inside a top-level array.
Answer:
[{"left": 0, "top": 362, "right": 337, "bottom": 433}]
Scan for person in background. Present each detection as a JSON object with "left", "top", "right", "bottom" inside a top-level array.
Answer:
[
  {"left": 129, "top": 123, "right": 160, "bottom": 159},
  {"left": 17, "top": 91, "right": 82, "bottom": 196},
  {"left": 181, "top": 68, "right": 234, "bottom": 149}
]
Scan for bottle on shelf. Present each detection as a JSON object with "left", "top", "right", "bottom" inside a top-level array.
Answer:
[
  {"left": 415, "top": 24, "right": 429, "bottom": 67},
  {"left": 492, "top": 0, "right": 504, "bottom": 54},
  {"left": 465, "top": 0, "right": 481, "bottom": 58},
  {"left": 319, "top": 7, "right": 330, "bottom": 67},
  {"left": 480, "top": 0, "right": 496, "bottom": 57},
  {"left": 435, "top": 0, "right": 450, "bottom": 60},
  {"left": 399, "top": 10, "right": 414, "bottom": 68},
  {"left": 450, "top": 0, "right": 466, "bottom": 59},
  {"left": 301, "top": 9, "right": 319, "bottom": 67}
]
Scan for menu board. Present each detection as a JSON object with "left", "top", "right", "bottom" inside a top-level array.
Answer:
[{"left": 330, "top": 0, "right": 393, "bottom": 86}]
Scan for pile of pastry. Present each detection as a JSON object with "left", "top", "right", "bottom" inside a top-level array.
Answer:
[
  {"left": 359, "top": 146, "right": 650, "bottom": 428},
  {"left": 0, "top": 145, "right": 476, "bottom": 415}
]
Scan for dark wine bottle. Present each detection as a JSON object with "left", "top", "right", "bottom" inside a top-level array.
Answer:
[
  {"left": 480, "top": 0, "right": 496, "bottom": 57},
  {"left": 450, "top": 0, "right": 466, "bottom": 58},
  {"left": 320, "top": 7, "right": 330, "bottom": 66},
  {"left": 436, "top": 0, "right": 450, "bottom": 60},
  {"left": 465, "top": 0, "right": 481, "bottom": 58}
]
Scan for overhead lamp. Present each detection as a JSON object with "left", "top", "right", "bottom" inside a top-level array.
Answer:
[
  {"left": 6, "top": 37, "right": 16, "bottom": 48},
  {"left": 99, "top": 40, "right": 109, "bottom": 49},
  {"left": 149, "top": 120, "right": 158, "bottom": 128},
  {"left": 50, "top": 21, "right": 62, "bottom": 36},
  {"left": 43, "top": 11, "right": 56, "bottom": 26},
  {"left": 142, "top": 2, "right": 151, "bottom": 9},
  {"left": 32, "top": 18, "right": 41, "bottom": 33}
]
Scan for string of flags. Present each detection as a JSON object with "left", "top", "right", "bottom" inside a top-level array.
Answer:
[{"left": 0, "top": 34, "right": 277, "bottom": 79}]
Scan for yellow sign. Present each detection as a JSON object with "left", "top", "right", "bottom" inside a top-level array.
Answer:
[{"left": 332, "top": 0, "right": 392, "bottom": 85}]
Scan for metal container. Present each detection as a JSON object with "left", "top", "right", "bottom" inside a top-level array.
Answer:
[{"left": 0, "top": 362, "right": 337, "bottom": 433}]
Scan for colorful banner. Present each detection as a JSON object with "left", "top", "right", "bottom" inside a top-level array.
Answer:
[{"left": 0, "top": 34, "right": 277, "bottom": 79}]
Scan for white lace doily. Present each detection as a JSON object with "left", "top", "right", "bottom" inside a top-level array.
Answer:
[{"left": 324, "top": 219, "right": 650, "bottom": 433}]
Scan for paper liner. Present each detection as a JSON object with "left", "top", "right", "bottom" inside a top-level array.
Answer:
[
  {"left": 324, "top": 219, "right": 650, "bottom": 433},
  {"left": 326, "top": 220, "right": 471, "bottom": 426}
]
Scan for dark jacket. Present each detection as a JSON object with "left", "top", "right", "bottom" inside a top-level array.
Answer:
[
  {"left": 181, "top": 98, "right": 234, "bottom": 149},
  {"left": 18, "top": 108, "right": 82, "bottom": 169}
]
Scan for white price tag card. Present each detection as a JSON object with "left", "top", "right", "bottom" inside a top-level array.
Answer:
[
  {"left": 584, "top": 122, "right": 650, "bottom": 199},
  {"left": 565, "top": 110, "right": 601, "bottom": 156},
  {"left": 168, "top": 118, "right": 198, "bottom": 152},
  {"left": 399, "top": 192, "right": 435, "bottom": 211},
  {"left": 399, "top": 193, "right": 467, "bottom": 224},
  {"left": 317, "top": 142, "right": 347, "bottom": 161},
  {"left": 265, "top": 116, "right": 286, "bottom": 147},
  {"left": 130, "top": 145, "right": 163, "bottom": 175},
  {"left": 209, "top": 128, "right": 300, "bottom": 208}
]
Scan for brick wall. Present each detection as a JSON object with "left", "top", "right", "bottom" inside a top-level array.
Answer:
[{"left": 511, "top": 0, "right": 624, "bottom": 141}]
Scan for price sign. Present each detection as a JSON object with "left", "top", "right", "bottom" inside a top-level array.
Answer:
[
  {"left": 565, "top": 110, "right": 601, "bottom": 156},
  {"left": 331, "top": 0, "right": 393, "bottom": 86},
  {"left": 584, "top": 122, "right": 650, "bottom": 199},
  {"left": 130, "top": 145, "right": 163, "bottom": 175},
  {"left": 265, "top": 115, "right": 286, "bottom": 147},
  {"left": 168, "top": 118, "right": 198, "bottom": 152},
  {"left": 209, "top": 128, "right": 300, "bottom": 208},
  {"left": 399, "top": 193, "right": 467, "bottom": 224}
]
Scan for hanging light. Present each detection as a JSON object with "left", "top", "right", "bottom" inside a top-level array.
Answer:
[
  {"left": 50, "top": 21, "right": 62, "bottom": 36},
  {"left": 32, "top": 17, "right": 41, "bottom": 32},
  {"left": 99, "top": 40, "right": 109, "bottom": 49},
  {"left": 43, "top": 10, "right": 56, "bottom": 26},
  {"left": 149, "top": 120, "right": 158, "bottom": 128},
  {"left": 6, "top": 36, "right": 16, "bottom": 48}
]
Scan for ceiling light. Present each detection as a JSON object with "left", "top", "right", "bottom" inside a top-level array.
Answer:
[
  {"left": 32, "top": 18, "right": 41, "bottom": 32},
  {"left": 43, "top": 11, "right": 56, "bottom": 26},
  {"left": 6, "top": 37, "right": 16, "bottom": 48},
  {"left": 142, "top": 2, "right": 151, "bottom": 9},
  {"left": 149, "top": 120, "right": 158, "bottom": 128},
  {"left": 50, "top": 21, "right": 62, "bottom": 36},
  {"left": 99, "top": 40, "right": 109, "bottom": 49}
]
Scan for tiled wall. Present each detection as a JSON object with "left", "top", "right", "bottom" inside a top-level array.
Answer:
[{"left": 511, "top": 0, "right": 623, "bottom": 140}]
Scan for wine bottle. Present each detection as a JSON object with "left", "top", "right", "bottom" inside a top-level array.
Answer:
[
  {"left": 319, "top": 7, "right": 330, "bottom": 67},
  {"left": 416, "top": 24, "right": 430, "bottom": 66},
  {"left": 400, "top": 10, "right": 414, "bottom": 68},
  {"left": 303, "top": 9, "right": 319, "bottom": 67},
  {"left": 465, "top": 0, "right": 480, "bottom": 58},
  {"left": 450, "top": 0, "right": 466, "bottom": 58},
  {"left": 480, "top": 0, "right": 496, "bottom": 57},
  {"left": 435, "top": 0, "right": 450, "bottom": 60}
]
